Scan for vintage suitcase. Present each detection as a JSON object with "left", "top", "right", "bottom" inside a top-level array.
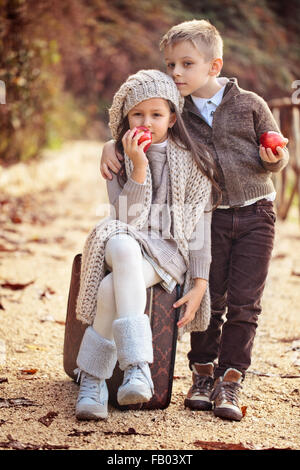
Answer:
[{"left": 63, "top": 253, "right": 181, "bottom": 410}]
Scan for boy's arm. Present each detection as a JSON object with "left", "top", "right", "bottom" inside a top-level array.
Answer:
[
  {"left": 100, "top": 140, "right": 123, "bottom": 180},
  {"left": 253, "top": 96, "right": 289, "bottom": 172}
]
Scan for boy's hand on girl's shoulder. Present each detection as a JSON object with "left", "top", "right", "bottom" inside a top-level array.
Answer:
[
  {"left": 100, "top": 140, "right": 124, "bottom": 180},
  {"left": 259, "top": 137, "right": 288, "bottom": 163}
]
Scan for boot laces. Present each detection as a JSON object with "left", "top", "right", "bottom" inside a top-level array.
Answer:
[
  {"left": 123, "top": 363, "right": 154, "bottom": 392},
  {"left": 192, "top": 375, "right": 214, "bottom": 396},
  {"left": 75, "top": 369, "right": 104, "bottom": 403},
  {"left": 210, "top": 380, "right": 241, "bottom": 406}
]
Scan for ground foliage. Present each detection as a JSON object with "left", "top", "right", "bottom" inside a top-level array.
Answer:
[
  {"left": 0, "top": 142, "right": 299, "bottom": 450},
  {"left": 0, "top": 0, "right": 299, "bottom": 163}
]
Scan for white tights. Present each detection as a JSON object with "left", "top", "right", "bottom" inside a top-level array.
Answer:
[{"left": 92, "top": 234, "right": 162, "bottom": 340}]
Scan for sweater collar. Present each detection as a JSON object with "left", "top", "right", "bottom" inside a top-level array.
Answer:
[{"left": 184, "top": 77, "right": 240, "bottom": 116}]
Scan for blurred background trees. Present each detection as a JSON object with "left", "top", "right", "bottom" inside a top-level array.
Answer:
[{"left": 1, "top": 0, "right": 299, "bottom": 164}]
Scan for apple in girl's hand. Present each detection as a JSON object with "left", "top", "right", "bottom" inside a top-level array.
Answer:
[
  {"left": 260, "top": 131, "right": 285, "bottom": 156},
  {"left": 133, "top": 126, "right": 152, "bottom": 152}
]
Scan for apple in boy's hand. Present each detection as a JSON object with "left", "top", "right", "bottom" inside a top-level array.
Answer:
[
  {"left": 259, "top": 131, "right": 285, "bottom": 156},
  {"left": 133, "top": 126, "right": 152, "bottom": 152}
]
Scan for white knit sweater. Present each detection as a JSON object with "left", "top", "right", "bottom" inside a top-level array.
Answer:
[{"left": 76, "top": 138, "right": 212, "bottom": 336}]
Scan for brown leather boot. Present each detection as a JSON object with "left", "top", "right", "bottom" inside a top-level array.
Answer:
[
  {"left": 210, "top": 368, "right": 243, "bottom": 421},
  {"left": 184, "top": 363, "right": 214, "bottom": 410}
]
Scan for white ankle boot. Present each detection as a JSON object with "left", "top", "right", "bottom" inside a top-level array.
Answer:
[
  {"left": 75, "top": 327, "right": 117, "bottom": 420},
  {"left": 75, "top": 370, "right": 109, "bottom": 420},
  {"left": 117, "top": 362, "right": 154, "bottom": 406},
  {"left": 113, "top": 315, "right": 154, "bottom": 406}
]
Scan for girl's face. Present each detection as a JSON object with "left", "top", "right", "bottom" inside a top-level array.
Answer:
[{"left": 127, "top": 98, "right": 176, "bottom": 144}]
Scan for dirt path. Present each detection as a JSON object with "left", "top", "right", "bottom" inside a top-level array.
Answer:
[{"left": 0, "top": 141, "right": 299, "bottom": 451}]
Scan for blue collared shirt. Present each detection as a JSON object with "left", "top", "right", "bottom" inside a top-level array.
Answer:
[{"left": 191, "top": 84, "right": 226, "bottom": 127}]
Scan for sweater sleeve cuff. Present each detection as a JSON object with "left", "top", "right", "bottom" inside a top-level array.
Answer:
[
  {"left": 128, "top": 176, "right": 147, "bottom": 187},
  {"left": 260, "top": 150, "right": 289, "bottom": 173},
  {"left": 123, "top": 177, "right": 147, "bottom": 205},
  {"left": 189, "top": 256, "right": 211, "bottom": 281}
]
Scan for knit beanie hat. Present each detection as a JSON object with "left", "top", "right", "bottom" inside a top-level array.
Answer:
[{"left": 108, "top": 69, "right": 184, "bottom": 140}]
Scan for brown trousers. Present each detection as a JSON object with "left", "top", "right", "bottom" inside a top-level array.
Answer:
[{"left": 188, "top": 199, "right": 276, "bottom": 378}]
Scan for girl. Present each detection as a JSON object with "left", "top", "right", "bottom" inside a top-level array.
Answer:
[{"left": 75, "top": 69, "right": 219, "bottom": 420}]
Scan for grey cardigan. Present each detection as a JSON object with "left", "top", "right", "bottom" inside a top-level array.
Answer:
[
  {"left": 183, "top": 77, "right": 289, "bottom": 207},
  {"left": 106, "top": 143, "right": 212, "bottom": 283}
]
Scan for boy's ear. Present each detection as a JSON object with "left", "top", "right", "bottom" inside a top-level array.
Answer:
[
  {"left": 209, "top": 58, "right": 223, "bottom": 77},
  {"left": 168, "top": 112, "right": 177, "bottom": 128}
]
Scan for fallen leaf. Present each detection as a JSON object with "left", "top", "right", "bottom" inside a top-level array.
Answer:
[
  {"left": 39, "top": 286, "right": 56, "bottom": 300},
  {"left": 0, "top": 199, "right": 10, "bottom": 206},
  {"left": 41, "top": 443, "right": 70, "bottom": 450},
  {"left": 20, "top": 369, "right": 38, "bottom": 375},
  {"left": 272, "top": 253, "right": 287, "bottom": 260},
  {"left": 38, "top": 411, "right": 58, "bottom": 427},
  {"left": 14, "top": 345, "right": 28, "bottom": 353},
  {"left": 0, "top": 434, "right": 69, "bottom": 450},
  {"left": 253, "top": 445, "right": 293, "bottom": 450},
  {"left": 291, "top": 269, "right": 300, "bottom": 277},
  {"left": 248, "top": 370, "right": 300, "bottom": 379},
  {"left": 0, "top": 244, "right": 15, "bottom": 252},
  {"left": 193, "top": 440, "right": 250, "bottom": 450},
  {"left": 0, "top": 397, "right": 38, "bottom": 408},
  {"left": 248, "top": 370, "right": 275, "bottom": 377},
  {"left": 0, "top": 378, "right": 8, "bottom": 384},
  {"left": 68, "top": 428, "right": 95, "bottom": 437},
  {"left": 27, "top": 236, "right": 65, "bottom": 244},
  {"left": 280, "top": 374, "right": 300, "bottom": 378},
  {"left": 18, "top": 369, "right": 38, "bottom": 379},
  {"left": 27, "top": 236, "right": 48, "bottom": 243},
  {"left": 103, "top": 427, "right": 151, "bottom": 436},
  {"left": 0, "top": 434, "right": 30, "bottom": 450},
  {"left": 241, "top": 406, "right": 247, "bottom": 417},
  {"left": 25, "top": 344, "right": 48, "bottom": 351},
  {"left": 49, "top": 254, "right": 67, "bottom": 261},
  {"left": 39, "top": 315, "right": 65, "bottom": 325},
  {"left": 277, "top": 336, "right": 300, "bottom": 343},
  {"left": 10, "top": 214, "right": 23, "bottom": 224},
  {"left": 0, "top": 280, "right": 35, "bottom": 290}
]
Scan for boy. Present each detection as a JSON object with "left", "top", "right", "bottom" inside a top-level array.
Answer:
[{"left": 100, "top": 19, "right": 289, "bottom": 421}]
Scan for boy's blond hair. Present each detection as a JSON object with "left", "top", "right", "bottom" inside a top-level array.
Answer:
[{"left": 159, "top": 19, "right": 223, "bottom": 61}]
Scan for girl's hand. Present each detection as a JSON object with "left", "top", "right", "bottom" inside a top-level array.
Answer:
[
  {"left": 100, "top": 140, "right": 123, "bottom": 180},
  {"left": 122, "top": 128, "right": 150, "bottom": 170},
  {"left": 174, "top": 279, "right": 207, "bottom": 329},
  {"left": 259, "top": 137, "right": 288, "bottom": 162}
]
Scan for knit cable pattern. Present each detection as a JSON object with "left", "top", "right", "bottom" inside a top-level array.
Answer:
[
  {"left": 76, "top": 139, "right": 211, "bottom": 336},
  {"left": 108, "top": 69, "right": 185, "bottom": 141}
]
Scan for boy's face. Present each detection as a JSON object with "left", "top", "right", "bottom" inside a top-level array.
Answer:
[{"left": 163, "top": 40, "right": 214, "bottom": 97}]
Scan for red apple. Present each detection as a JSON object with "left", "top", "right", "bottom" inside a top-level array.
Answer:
[
  {"left": 260, "top": 131, "right": 285, "bottom": 156},
  {"left": 133, "top": 126, "right": 152, "bottom": 152}
]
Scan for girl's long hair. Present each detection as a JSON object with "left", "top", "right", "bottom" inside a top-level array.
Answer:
[{"left": 115, "top": 101, "right": 221, "bottom": 209}]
